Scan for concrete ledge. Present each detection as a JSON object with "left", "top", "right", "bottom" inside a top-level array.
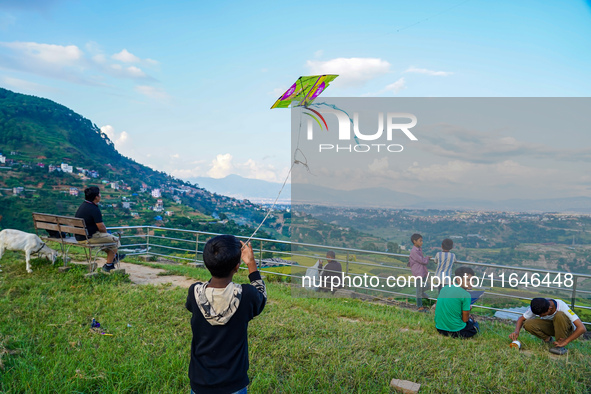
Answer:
[{"left": 390, "top": 378, "right": 420, "bottom": 394}]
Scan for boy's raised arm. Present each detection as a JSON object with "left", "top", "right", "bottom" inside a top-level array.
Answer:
[
  {"left": 241, "top": 241, "right": 258, "bottom": 274},
  {"left": 241, "top": 241, "right": 267, "bottom": 313}
]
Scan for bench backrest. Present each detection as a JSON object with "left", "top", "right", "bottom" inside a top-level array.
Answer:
[{"left": 32, "top": 213, "right": 90, "bottom": 239}]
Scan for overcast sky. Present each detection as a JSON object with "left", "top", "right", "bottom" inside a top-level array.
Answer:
[
  {"left": 291, "top": 98, "right": 591, "bottom": 200},
  {"left": 0, "top": 1, "right": 590, "bottom": 192}
]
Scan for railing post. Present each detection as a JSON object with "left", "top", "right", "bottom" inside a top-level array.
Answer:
[
  {"left": 571, "top": 274, "right": 578, "bottom": 310},
  {"left": 346, "top": 251, "right": 349, "bottom": 276},
  {"left": 259, "top": 240, "right": 263, "bottom": 269},
  {"left": 146, "top": 226, "right": 150, "bottom": 258},
  {"left": 345, "top": 252, "right": 349, "bottom": 289},
  {"left": 195, "top": 233, "right": 200, "bottom": 264}
]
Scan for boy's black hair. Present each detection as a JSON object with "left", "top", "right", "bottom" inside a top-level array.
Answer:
[
  {"left": 531, "top": 298, "right": 550, "bottom": 315},
  {"left": 454, "top": 266, "right": 475, "bottom": 278},
  {"left": 410, "top": 233, "right": 422, "bottom": 244},
  {"left": 84, "top": 186, "right": 100, "bottom": 201},
  {"left": 203, "top": 235, "right": 242, "bottom": 278},
  {"left": 442, "top": 238, "right": 453, "bottom": 251},
  {"left": 326, "top": 250, "right": 336, "bottom": 259}
]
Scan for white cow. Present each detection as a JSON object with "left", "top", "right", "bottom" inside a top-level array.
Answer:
[{"left": 0, "top": 229, "right": 58, "bottom": 273}]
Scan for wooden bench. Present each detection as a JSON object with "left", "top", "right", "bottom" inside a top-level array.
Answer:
[{"left": 32, "top": 213, "right": 120, "bottom": 272}]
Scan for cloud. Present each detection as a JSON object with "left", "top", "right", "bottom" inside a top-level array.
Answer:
[
  {"left": 112, "top": 49, "right": 140, "bottom": 63},
  {"left": 135, "top": 85, "right": 170, "bottom": 100},
  {"left": 368, "top": 157, "right": 389, "bottom": 173},
  {"left": 208, "top": 153, "right": 235, "bottom": 178},
  {"left": 0, "top": 40, "right": 159, "bottom": 88},
  {"left": 100, "top": 125, "right": 129, "bottom": 148},
  {"left": 0, "top": 41, "right": 83, "bottom": 65},
  {"left": 306, "top": 57, "right": 391, "bottom": 87},
  {"left": 405, "top": 66, "right": 453, "bottom": 76},
  {"left": 362, "top": 77, "right": 406, "bottom": 97},
  {"left": 418, "top": 124, "right": 591, "bottom": 164},
  {"left": 384, "top": 78, "right": 406, "bottom": 93}
]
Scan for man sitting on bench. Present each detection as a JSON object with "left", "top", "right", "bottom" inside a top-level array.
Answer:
[{"left": 75, "top": 186, "right": 125, "bottom": 272}]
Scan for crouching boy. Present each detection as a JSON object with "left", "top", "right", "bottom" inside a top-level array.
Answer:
[
  {"left": 509, "top": 297, "right": 586, "bottom": 355},
  {"left": 186, "top": 235, "right": 267, "bottom": 393},
  {"left": 434, "top": 266, "right": 479, "bottom": 338}
]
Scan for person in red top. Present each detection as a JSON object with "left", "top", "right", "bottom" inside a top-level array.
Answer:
[{"left": 408, "top": 233, "right": 431, "bottom": 309}]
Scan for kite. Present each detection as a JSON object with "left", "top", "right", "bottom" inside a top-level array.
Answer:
[
  {"left": 244, "top": 74, "right": 338, "bottom": 244},
  {"left": 271, "top": 75, "right": 338, "bottom": 109}
]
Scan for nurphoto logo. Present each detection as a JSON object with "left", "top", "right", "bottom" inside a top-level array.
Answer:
[{"left": 304, "top": 108, "right": 418, "bottom": 153}]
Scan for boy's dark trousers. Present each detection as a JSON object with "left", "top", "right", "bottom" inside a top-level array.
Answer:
[{"left": 437, "top": 318, "right": 479, "bottom": 338}]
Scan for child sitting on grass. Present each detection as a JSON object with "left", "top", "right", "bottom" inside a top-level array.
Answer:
[{"left": 186, "top": 235, "right": 267, "bottom": 393}]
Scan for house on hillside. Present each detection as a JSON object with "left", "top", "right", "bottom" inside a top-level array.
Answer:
[
  {"left": 111, "top": 182, "right": 119, "bottom": 190},
  {"left": 151, "top": 189, "right": 161, "bottom": 198},
  {"left": 13, "top": 187, "right": 24, "bottom": 196},
  {"left": 131, "top": 212, "right": 139, "bottom": 218},
  {"left": 0, "top": 154, "right": 5, "bottom": 164},
  {"left": 69, "top": 188, "right": 79, "bottom": 197},
  {"left": 154, "top": 199, "right": 164, "bottom": 212},
  {"left": 48, "top": 165, "right": 57, "bottom": 173},
  {"left": 122, "top": 202, "right": 131, "bottom": 209},
  {"left": 60, "top": 163, "right": 73, "bottom": 173}
]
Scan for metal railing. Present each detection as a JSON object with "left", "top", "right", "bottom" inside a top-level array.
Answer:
[{"left": 108, "top": 225, "right": 591, "bottom": 326}]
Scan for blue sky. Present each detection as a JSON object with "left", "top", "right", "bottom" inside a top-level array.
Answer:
[{"left": 1, "top": 0, "right": 590, "bottom": 193}]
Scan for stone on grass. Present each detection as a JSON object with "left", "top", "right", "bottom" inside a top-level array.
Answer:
[
  {"left": 85, "top": 272, "right": 99, "bottom": 279},
  {"left": 111, "top": 268, "right": 126, "bottom": 274},
  {"left": 58, "top": 266, "right": 70, "bottom": 273},
  {"left": 390, "top": 378, "right": 420, "bottom": 394}
]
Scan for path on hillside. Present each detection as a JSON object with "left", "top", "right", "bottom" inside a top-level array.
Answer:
[
  {"left": 90, "top": 258, "right": 195, "bottom": 288},
  {"left": 119, "top": 262, "right": 195, "bottom": 288}
]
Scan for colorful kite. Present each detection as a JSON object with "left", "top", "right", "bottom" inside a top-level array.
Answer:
[{"left": 271, "top": 75, "right": 338, "bottom": 109}]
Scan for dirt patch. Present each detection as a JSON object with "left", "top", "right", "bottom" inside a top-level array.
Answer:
[
  {"left": 80, "top": 258, "right": 195, "bottom": 288},
  {"left": 118, "top": 262, "right": 195, "bottom": 288}
]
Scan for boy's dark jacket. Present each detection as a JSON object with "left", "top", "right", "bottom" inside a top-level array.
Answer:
[{"left": 186, "top": 271, "right": 266, "bottom": 394}]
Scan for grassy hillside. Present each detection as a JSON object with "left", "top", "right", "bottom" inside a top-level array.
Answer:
[{"left": 1, "top": 253, "right": 590, "bottom": 392}]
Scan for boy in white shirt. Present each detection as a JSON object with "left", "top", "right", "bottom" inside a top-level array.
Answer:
[
  {"left": 509, "top": 297, "right": 587, "bottom": 355},
  {"left": 434, "top": 238, "right": 456, "bottom": 293}
]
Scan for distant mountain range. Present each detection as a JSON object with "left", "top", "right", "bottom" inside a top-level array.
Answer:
[
  {"left": 186, "top": 175, "right": 591, "bottom": 213},
  {"left": 187, "top": 174, "right": 291, "bottom": 204},
  {"left": 293, "top": 184, "right": 591, "bottom": 213}
]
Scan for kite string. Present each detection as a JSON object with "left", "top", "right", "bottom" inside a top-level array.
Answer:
[
  {"left": 243, "top": 107, "right": 310, "bottom": 247},
  {"left": 242, "top": 159, "right": 295, "bottom": 247}
]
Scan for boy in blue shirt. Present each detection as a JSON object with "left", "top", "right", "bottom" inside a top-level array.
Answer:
[{"left": 186, "top": 235, "right": 267, "bottom": 393}]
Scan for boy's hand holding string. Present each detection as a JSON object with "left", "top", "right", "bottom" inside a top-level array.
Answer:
[{"left": 240, "top": 241, "right": 258, "bottom": 274}]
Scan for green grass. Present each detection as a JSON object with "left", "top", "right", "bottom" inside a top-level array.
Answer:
[{"left": 1, "top": 252, "right": 590, "bottom": 393}]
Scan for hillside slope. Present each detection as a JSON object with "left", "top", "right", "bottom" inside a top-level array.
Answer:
[{"left": 0, "top": 88, "right": 273, "bottom": 238}]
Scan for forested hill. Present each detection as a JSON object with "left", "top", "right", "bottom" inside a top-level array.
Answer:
[
  {"left": 0, "top": 88, "right": 280, "bottom": 239},
  {"left": 0, "top": 87, "right": 170, "bottom": 186}
]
